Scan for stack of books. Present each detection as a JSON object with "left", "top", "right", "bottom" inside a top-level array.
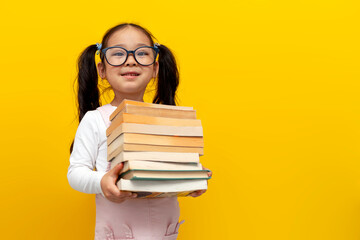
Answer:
[{"left": 106, "top": 99, "right": 210, "bottom": 198}]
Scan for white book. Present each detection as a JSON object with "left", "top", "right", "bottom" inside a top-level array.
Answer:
[
  {"left": 116, "top": 179, "right": 208, "bottom": 193},
  {"left": 113, "top": 160, "right": 202, "bottom": 172}
]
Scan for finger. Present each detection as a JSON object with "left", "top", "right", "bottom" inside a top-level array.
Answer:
[
  {"left": 202, "top": 166, "right": 212, "bottom": 177},
  {"left": 112, "top": 162, "right": 124, "bottom": 175},
  {"left": 190, "top": 192, "right": 201, "bottom": 197},
  {"left": 190, "top": 192, "right": 198, "bottom": 197},
  {"left": 110, "top": 192, "right": 137, "bottom": 203},
  {"left": 114, "top": 192, "right": 137, "bottom": 202},
  {"left": 117, "top": 190, "right": 132, "bottom": 197},
  {"left": 190, "top": 190, "right": 206, "bottom": 197},
  {"left": 106, "top": 185, "right": 123, "bottom": 197}
]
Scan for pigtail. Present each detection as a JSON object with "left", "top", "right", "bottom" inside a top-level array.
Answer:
[
  {"left": 70, "top": 44, "right": 100, "bottom": 153},
  {"left": 153, "top": 44, "right": 179, "bottom": 106},
  {"left": 77, "top": 44, "right": 101, "bottom": 120}
]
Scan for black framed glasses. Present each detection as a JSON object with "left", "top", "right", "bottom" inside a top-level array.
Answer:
[{"left": 101, "top": 45, "right": 159, "bottom": 66}]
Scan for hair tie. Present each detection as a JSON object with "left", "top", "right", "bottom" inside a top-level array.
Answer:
[{"left": 96, "top": 43, "right": 102, "bottom": 55}]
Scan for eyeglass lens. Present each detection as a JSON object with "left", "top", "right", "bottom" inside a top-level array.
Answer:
[{"left": 105, "top": 47, "right": 156, "bottom": 66}]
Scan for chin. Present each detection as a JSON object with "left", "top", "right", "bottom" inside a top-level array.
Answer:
[{"left": 119, "top": 86, "right": 146, "bottom": 94}]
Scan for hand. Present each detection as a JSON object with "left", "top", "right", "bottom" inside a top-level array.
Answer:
[
  {"left": 100, "top": 163, "right": 137, "bottom": 203},
  {"left": 190, "top": 166, "right": 212, "bottom": 197}
]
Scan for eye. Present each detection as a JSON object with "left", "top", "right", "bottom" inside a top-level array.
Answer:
[
  {"left": 137, "top": 51, "right": 149, "bottom": 56},
  {"left": 112, "top": 52, "right": 125, "bottom": 57}
]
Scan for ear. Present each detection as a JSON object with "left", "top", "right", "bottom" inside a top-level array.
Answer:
[
  {"left": 152, "top": 61, "right": 159, "bottom": 79},
  {"left": 97, "top": 62, "right": 106, "bottom": 79}
]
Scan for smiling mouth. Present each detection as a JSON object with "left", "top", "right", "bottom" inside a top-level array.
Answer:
[{"left": 121, "top": 73, "right": 140, "bottom": 76}]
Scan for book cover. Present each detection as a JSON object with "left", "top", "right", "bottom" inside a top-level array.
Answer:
[
  {"left": 119, "top": 169, "right": 211, "bottom": 180},
  {"left": 109, "top": 151, "right": 200, "bottom": 163},
  {"left": 110, "top": 99, "right": 194, "bottom": 121},
  {"left": 116, "top": 160, "right": 203, "bottom": 173},
  {"left": 107, "top": 144, "right": 204, "bottom": 161},
  {"left": 106, "top": 113, "right": 202, "bottom": 137},
  {"left": 107, "top": 123, "right": 204, "bottom": 142},
  {"left": 107, "top": 133, "right": 204, "bottom": 154},
  {"left": 134, "top": 191, "right": 194, "bottom": 198},
  {"left": 116, "top": 178, "right": 208, "bottom": 194}
]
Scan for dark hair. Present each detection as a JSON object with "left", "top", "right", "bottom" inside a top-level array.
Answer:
[{"left": 70, "top": 23, "right": 179, "bottom": 153}]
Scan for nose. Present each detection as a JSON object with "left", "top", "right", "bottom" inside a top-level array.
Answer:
[{"left": 125, "top": 53, "right": 137, "bottom": 66}]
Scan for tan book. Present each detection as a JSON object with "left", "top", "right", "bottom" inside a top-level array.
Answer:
[
  {"left": 110, "top": 99, "right": 193, "bottom": 121},
  {"left": 107, "top": 133, "right": 204, "bottom": 154},
  {"left": 133, "top": 191, "right": 194, "bottom": 198},
  {"left": 108, "top": 144, "right": 204, "bottom": 161},
  {"left": 115, "top": 160, "right": 202, "bottom": 173},
  {"left": 107, "top": 123, "right": 203, "bottom": 145},
  {"left": 110, "top": 151, "right": 199, "bottom": 165},
  {"left": 108, "top": 151, "right": 199, "bottom": 163},
  {"left": 120, "top": 169, "right": 210, "bottom": 180},
  {"left": 106, "top": 113, "right": 202, "bottom": 137},
  {"left": 110, "top": 104, "right": 196, "bottom": 122},
  {"left": 116, "top": 179, "right": 207, "bottom": 198}
]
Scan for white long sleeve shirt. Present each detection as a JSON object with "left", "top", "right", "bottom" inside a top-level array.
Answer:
[{"left": 67, "top": 106, "right": 116, "bottom": 196}]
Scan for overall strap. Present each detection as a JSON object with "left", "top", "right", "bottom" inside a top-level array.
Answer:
[{"left": 96, "top": 104, "right": 114, "bottom": 128}]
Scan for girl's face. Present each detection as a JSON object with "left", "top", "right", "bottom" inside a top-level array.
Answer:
[{"left": 97, "top": 27, "right": 159, "bottom": 100}]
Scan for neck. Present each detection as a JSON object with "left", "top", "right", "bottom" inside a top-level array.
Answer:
[{"left": 110, "top": 93, "right": 144, "bottom": 107}]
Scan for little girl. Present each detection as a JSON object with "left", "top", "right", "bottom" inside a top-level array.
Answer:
[{"left": 67, "top": 23, "right": 209, "bottom": 240}]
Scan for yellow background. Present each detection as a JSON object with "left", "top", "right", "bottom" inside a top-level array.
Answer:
[{"left": 0, "top": 0, "right": 359, "bottom": 239}]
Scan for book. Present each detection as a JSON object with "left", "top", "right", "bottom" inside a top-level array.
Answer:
[
  {"left": 115, "top": 160, "right": 202, "bottom": 173},
  {"left": 109, "top": 151, "right": 199, "bottom": 163},
  {"left": 107, "top": 133, "right": 204, "bottom": 154},
  {"left": 110, "top": 99, "right": 194, "bottom": 121},
  {"left": 119, "top": 169, "right": 211, "bottom": 180},
  {"left": 106, "top": 113, "right": 202, "bottom": 137},
  {"left": 108, "top": 144, "right": 204, "bottom": 161},
  {"left": 116, "top": 178, "right": 208, "bottom": 198},
  {"left": 106, "top": 100, "right": 209, "bottom": 199},
  {"left": 112, "top": 104, "right": 197, "bottom": 120},
  {"left": 135, "top": 191, "right": 194, "bottom": 198},
  {"left": 107, "top": 123, "right": 203, "bottom": 143}
]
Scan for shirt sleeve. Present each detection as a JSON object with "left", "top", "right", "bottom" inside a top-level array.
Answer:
[{"left": 67, "top": 111, "right": 107, "bottom": 196}]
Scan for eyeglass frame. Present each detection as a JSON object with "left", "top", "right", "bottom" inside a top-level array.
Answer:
[{"left": 101, "top": 44, "right": 160, "bottom": 67}]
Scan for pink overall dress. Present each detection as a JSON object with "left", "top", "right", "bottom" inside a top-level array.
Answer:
[{"left": 95, "top": 104, "right": 184, "bottom": 240}]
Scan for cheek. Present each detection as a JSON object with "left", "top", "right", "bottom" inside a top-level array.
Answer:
[
  {"left": 145, "top": 67, "right": 157, "bottom": 77},
  {"left": 105, "top": 67, "right": 119, "bottom": 78}
]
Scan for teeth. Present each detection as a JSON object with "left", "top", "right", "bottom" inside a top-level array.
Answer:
[{"left": 123, "top": 73, "right": 138, "bottom": 76}]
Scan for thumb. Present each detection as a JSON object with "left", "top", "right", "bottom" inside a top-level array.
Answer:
[{"left": 110, "top": 162, "right": 124, "bottom": 177}]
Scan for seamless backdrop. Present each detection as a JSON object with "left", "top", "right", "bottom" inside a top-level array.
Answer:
[{"left": 0, "top": 0, "right": 359, "bottom": 239}]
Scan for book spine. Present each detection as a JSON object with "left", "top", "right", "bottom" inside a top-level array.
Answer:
[
  {"left": 107, "top": 144, "right": 204, "bottom": 161},
  {"left": 123, "top": 133, "right": 204, "bottom": 147},
  {"left": 107, "top": 113, "right": 203, "bottom": 136},
  {"left": 107, "top": 123, "right": 204, "bottom": 144},
  {"left": 125, "top": 105, "right": 197, "bottom": 119},
  {"left": 110, "top": 100, "right": 194, "bottom": 121},
  {"left": 136, "top": 191, "right": 193, "bottom": 198}
]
